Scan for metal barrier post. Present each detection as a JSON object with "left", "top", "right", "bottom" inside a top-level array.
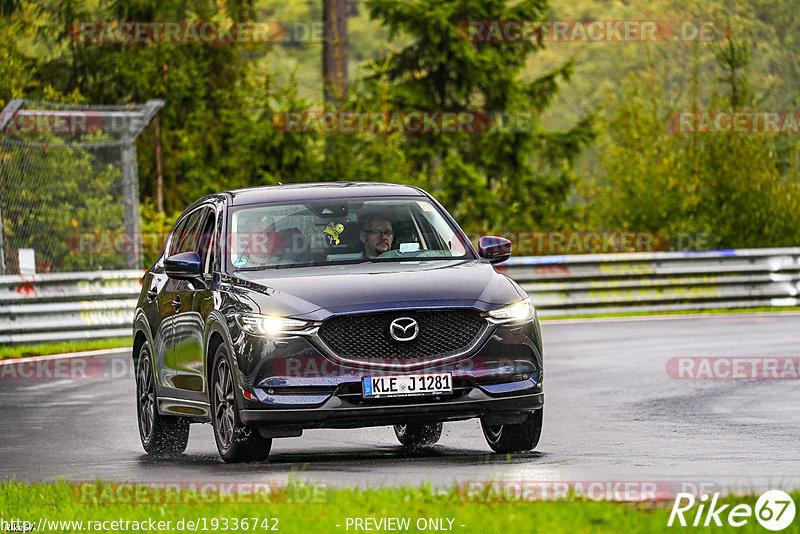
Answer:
[
  {"left": 121, "top": 134, "right": 140, "bottom": 270},
  {"left": 0, "top": 99, "right": 24, "bottom": 133},
  {"left": 0, "top": 100, "right": 25, "bottom": 276},
  {"left": 0, "top": 206, "right": 5, "bottom": 275},
  {"left": 121, "top": 100, "right": 163, "bottom": 270}
]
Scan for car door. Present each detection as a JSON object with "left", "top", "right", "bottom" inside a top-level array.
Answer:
[
  {"left": 170, "top": 206, "right": 216, "bottom": 398},
  {"left": 161, "top": 207, "right": 204, "bottom": 389},
  {"left": 146, "top": 269, "right": 173, "bottom": 386},
  {"left": 148, "top": 215, "right": 192, "bottom": 387}
]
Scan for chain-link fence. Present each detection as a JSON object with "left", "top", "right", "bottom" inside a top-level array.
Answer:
[{"left": 0, "top": 99, "right": 163, "bottom": 274}]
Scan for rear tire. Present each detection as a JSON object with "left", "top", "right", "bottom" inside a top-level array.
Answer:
[
  {"left": 481, "top": 409, "right": 542, "bottom": 453},
  {"left": 211, "top": 345, "right": 272, "bottom": 463},
  {"left": 136, "top": 342, "right": 189, "bottom": 456},
  {"left": 393, "top": 423, "right": 442, "bottom": 448}
]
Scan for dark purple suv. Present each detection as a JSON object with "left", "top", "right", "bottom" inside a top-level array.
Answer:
[{"left": 133, "top": 182, "right": 543, "bottom": 462}]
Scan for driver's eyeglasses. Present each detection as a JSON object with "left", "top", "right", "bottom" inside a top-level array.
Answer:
[{"left": 364, "top": 230, "right": 394, "bottom": 238}]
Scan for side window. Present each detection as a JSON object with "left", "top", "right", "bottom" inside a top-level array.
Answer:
[
  {"left": 174, "top": 209, "right": 204, "bottom": 254},
  {"left": 197, "top": 208, "right": 217, "bottom": 274},
  {"left": 167, "top": 216, "right": 190, "bottom": 257}
]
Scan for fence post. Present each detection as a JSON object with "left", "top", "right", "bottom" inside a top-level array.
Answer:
[
  {"left": 0, "top": 206, "right": 5, "bottom": 275},
  {"left": 121, "top": 100, "right": 163, "bottom": 270},
  {"left": 0, "top": 99, "right": 26, "bottom": 275},
  {"left": 121, "top": 134, "right": 140, "bottom": 269},
  {"left": 0, "top": 99, "right": 24, "bottom": 133}
]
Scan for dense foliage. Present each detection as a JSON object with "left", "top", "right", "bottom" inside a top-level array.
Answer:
[{"left": 1, "top": 0, "right": 799, "bottom": 254}]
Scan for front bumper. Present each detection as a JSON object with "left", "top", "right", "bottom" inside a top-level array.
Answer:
[
  {"left": 233, "top": 316, "right": 544, "bottom": 430},
  {"left": 240, "top": 387, "right": 543, "bottom": 429}
]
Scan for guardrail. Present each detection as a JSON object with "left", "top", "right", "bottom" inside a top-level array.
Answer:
[
  {"left": 0, "top": 271, "right": 141, "bottom": 344},
  {"left": 2, "top": 248, "right": 799, "bottom": 344},
  {"left": 502, "top": 247, "right": 800, "bottom": 317}
]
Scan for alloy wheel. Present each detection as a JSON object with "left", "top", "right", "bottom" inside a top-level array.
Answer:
[
  {"left": 137, "top": 354, "right": 155, "bottom": 442},
  {"left": 213, "top": 358, "right": 236, "bottom": 450}
]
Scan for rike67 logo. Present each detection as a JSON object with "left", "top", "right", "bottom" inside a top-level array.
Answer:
[{"left": 668, "top": 490, "right": 796, "bottom": 530}]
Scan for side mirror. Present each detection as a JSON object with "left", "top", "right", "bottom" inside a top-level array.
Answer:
[
  {"left": 478, "top": 236, "right": 512, "bottom": 264},
  {"left": 164, "top": 251, "right": 203, "bottom": 280}
]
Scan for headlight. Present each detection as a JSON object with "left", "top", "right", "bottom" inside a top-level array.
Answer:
[
  {"left": 486, "top": 298, "right": 534, "bottom": 324},
  {"left": 237, "top": 313, "right": 314, "bottom": 336}
]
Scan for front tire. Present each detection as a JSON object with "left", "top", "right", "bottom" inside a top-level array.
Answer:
[
  {"left": 211, "top": 345, "right": 272, "bottom": 463},
  {"left": 136, "top": 342, "right": 189, "bottom": 456},
  {"left": 393, "top": 423, "right": 442, "bottom": 448},
  {"left": 481, "top": 409, "right": 543, "bottom": 453}
]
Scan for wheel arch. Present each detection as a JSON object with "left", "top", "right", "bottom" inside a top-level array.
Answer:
[
  {"left": 132, "top": 311, "right": 152, "bottom": 366},
  {"left": 204, "top": 312, "right": 234, "bottom": 395}
]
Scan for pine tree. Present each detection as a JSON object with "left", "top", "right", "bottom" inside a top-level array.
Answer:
[{"left": 363, "top": 0, "right": 594, "bottom": 233}]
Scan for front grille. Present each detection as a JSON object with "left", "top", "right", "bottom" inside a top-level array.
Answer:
[{"left": 317, "top": 309, "right": 486, "bottom": 361}]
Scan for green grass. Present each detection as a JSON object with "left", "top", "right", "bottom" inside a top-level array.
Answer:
[
  {"left": 0, "top": 481, "right": 797, "bottom": 533},
  {"left": 0, "top": 337, "right": 131, "bottom": 360}
]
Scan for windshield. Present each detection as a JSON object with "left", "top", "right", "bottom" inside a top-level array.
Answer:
[{"left": 227, "top": 197, "right": 474, "bottom": 271}]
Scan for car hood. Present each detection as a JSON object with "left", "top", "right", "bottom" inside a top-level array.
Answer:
[{"left": 229, "top": 259, "right": 525, "bottom": 320}]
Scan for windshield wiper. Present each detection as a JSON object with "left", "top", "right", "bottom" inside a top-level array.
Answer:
[
  {"left": 234, "top": 259, "right": 368, "bottom": 271},
  {"left": 233, "top": 266, "right": 272, "bottom": 272},
  {"left": 232, "top": 256, "right": 462, "bottom": 273}
]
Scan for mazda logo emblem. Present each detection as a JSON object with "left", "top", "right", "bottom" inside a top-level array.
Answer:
[{"left": 389, "top": 317, "right": 419, "bottom": 342}]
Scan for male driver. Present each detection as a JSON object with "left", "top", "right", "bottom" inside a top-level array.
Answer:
[{"left": 359, "top": 215, "right": 394, "bottom": 259}]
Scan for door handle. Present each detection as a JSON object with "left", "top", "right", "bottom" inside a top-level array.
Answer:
[
  {"left": 171, "top": 297, "right": 181, "bottom": 309},
  {"left": 147, "top": 288, "right": 158, "bottom": 301}
]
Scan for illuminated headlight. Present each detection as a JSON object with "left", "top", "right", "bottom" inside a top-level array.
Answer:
[
  {"left": 237, "top": 314, "right": 314, "bottom": 336},
  {"left": 486, "top": 298, "right": 534, "bottom": 324}
]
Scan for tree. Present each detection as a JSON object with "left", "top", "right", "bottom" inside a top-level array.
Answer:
[
  {"left": 362, "top": 0, "right": 594, "bottom": 233},
  {"left": 587, "top": 15, "right": 800, "bottom": 249},
  {"left": 0, "top": 136, "right": 126, "bottom": 271},
  {"left": 31, "top": 0, "right": 322, "bottom": 213}
]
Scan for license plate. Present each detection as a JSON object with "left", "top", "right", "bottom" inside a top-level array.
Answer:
[{"left": 362, "top": 373, "right": 453, "bottom": 398}]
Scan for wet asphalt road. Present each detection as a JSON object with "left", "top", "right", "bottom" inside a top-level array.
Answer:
[{"left": 1, "top": 313, "right": 799, "bottom": 492}]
